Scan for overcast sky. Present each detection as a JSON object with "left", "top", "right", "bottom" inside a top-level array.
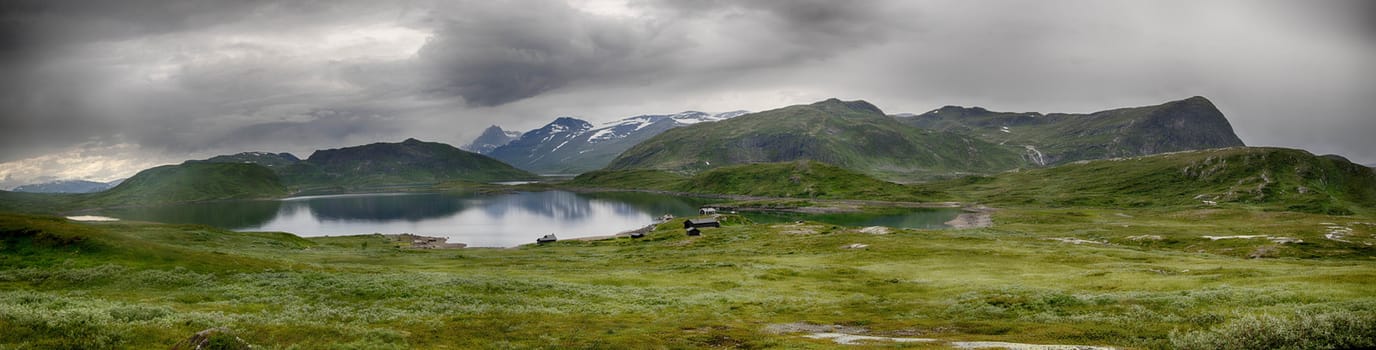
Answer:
[{"left": 1, "top": 0, "right": 1373, "bottom": 188}]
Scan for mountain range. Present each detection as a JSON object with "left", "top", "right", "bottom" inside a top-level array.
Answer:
[
  {"left": 574, "top": 146, "right": 1376, "bottom": 215},
  {"left": 482, "top": 111, "right": 747, "bottom": 174},
  {"left": 895, "top": 96, "right": 1245, "bottom": 166},
  {"left": 12, "top": 179, "right": 124, "bottom": 193},
  {"left": 0, "top": 139, "right": 535, "bottom": 210},
  {"left": 607, "top": 99, "right": 1027, "bottom": 180},
  {"left": 3, "top": 95, "right": 1372, "bottom": 217},
  {"left": 592, "top": 97, "right": 1257, "bottom": 183},
  {"left": 200, "top": 138, "right": 534, "bottom": 194}
]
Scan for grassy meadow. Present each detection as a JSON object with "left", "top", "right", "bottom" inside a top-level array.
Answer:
[{"left": 2, "top": 205, "right": 1374, "bottom": 349}]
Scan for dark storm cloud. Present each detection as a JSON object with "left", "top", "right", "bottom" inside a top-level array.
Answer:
[
  {"left": 0, "top": 0, "right": 268, "bottom": 61},
  {"left": 1, "top": 0, "right": 909, "bottom": 163},
  {"left": 0, "top": 0, "right": 267, "bottom": 160},
  {"left": 414, "top": 1, "right": 659, "bottom": 106},
  {"left": 410, "top": 0, "right": 897, "bottom": 106},
  {"left": 0, "top": 0, "right": 416, "bottom": 162}
]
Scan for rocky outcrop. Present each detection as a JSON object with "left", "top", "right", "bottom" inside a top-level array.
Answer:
[{"left": 170, "top": 328, "right": 252, "bottom": 350}]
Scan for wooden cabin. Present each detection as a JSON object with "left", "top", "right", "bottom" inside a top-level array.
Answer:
[
  {"left": 686, "top": 227, "right": 701, "bottom": 236},
  {"left": 684, "top": 218, "right": 721, "bottom": 229}
]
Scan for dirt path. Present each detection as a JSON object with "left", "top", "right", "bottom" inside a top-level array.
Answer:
[{"left": 767, "top": 323, "right": 1114, "bottom": 349}]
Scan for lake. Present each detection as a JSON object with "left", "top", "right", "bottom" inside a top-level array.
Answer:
[{"left": 97, "top": 191, "right": 960, "bottom": 247}]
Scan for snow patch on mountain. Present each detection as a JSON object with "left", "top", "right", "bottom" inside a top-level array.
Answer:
[{"left": 587, "top": 128, "right": 618, "bottom": 142}]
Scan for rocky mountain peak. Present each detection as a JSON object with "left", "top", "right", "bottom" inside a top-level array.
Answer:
[{"left": 464, "top": 125, "right": 521, "bottom": 153}]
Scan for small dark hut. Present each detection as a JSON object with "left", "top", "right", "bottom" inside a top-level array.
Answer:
[
  {"left": 684, "top": 218, "right": 721, "bottom": 229},
  {"left": 686, "top": 227, "right": 701, "bottom": 236},
  {"left": 536, "top": 234, "right": 557, "bottom": 244}
]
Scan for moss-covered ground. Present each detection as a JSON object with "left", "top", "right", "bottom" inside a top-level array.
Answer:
[{"left": 2, "top": 205, "right": 1373, "bottom": 349}]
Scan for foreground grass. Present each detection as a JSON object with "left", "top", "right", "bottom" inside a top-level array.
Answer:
[{"left": 2, "top": 208, "right": 1374, "bottom": 349}]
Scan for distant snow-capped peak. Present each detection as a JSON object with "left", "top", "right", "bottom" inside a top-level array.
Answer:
[
  {"left": 584, "top": 110, "right": 748, "bottom": 143},
  {"left": 541, "top": 117, "right": 593, "bottom": 134}
]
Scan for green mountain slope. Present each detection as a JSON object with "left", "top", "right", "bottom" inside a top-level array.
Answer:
[
  {"left": 202, "top": 152, "right": 301, "bottom": 168},
  {"left": 607, "top": 99, "right": 1026, "bottom": 180},
  {"left": 87, "top": 162, "right": 288, "bottom": 206},
  {"left": 199, "top": 139, "right": 536, "bottom": 193},
  {"left": 674, "top": 161, "right": 943, "bottom": 200},
  {"left": 300, "top": 138, "right": 535, "bottom": 187},
  {"left": 571, "top": 161, "right": 943, "bottom": 202},
  {"left": 898, "top": 96, "right": 1245, "bottom": 165},
  {"left": 928, "top": 147, "right": 1376, "bottom": 214}
]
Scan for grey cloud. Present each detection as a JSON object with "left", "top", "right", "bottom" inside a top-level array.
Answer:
[
  {"left": 1, "top": 0, "right": 1375, "bottom": 186},
  {"left": 413, "top": 0, "right": 904, "bottom": 107},
  {"left": 0, "top": 0, "right": 268, "bottom": 55},
  {"left": 0, "top": 0, "right": 425, "bottom": 162},
  {"left": 414, "top": 0, "right": 669, "bottom": 106},
  {"left": 210, "top": 111, "right": 403, "bottom": 157},
  {"left": 653, "top": 0, "right": 898, "bottom": 46}
]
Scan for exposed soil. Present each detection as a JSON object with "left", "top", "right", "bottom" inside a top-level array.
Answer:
[
  {"left": 946, "top": 207, "right": 994, "bottom": 229},
  {"left": 65, "top": 215, "right": 120, "bottom": 222},
  {"left": 767, "top": 323, "right": 1118, "bottom": 349},
  {"left": 389, "top": 233, "right": 466, "bottom": 249}
]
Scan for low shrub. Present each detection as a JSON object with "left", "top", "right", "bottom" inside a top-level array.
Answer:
[{"left": 1170, "top": 310, "right": 1376, "bottom": 350}]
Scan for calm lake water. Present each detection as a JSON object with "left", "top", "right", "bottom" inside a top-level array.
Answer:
[{"left": 98, "top": 191, "right": 959, "bottom": 247}]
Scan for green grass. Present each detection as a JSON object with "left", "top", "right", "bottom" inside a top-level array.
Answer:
[
  {"left": 2, "top": 206, "right": 1373, "bottom": 349},
  {"left": 565, "top": 168, "right": 689, "bottom": 190}
]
